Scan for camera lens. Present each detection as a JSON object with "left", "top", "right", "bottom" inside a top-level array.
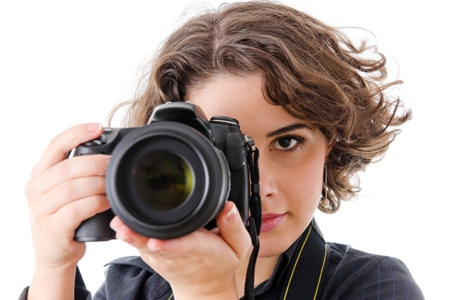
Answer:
[
  {"left": 136, "top": 152, "right": 193, "bottom": 210},
  {"left": 106, "top": 122, "right": 231, "bottom": 239}
]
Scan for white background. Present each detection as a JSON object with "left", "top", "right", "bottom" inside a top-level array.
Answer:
[{"left": 1, "top": 0, "right": 448, "bottom": 298}]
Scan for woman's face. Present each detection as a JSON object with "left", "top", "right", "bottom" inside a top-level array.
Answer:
[{"left": 186, "top": 74, "right": 331, "bottom": 257}]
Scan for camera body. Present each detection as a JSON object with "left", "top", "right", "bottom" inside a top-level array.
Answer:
[{"left": 73, "top": 102, "right": 250, "bottom": 241}]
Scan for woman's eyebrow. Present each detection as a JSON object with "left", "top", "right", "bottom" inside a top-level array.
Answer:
[{"left": 266, "top": 123, "right": 311, "bottom": 138}]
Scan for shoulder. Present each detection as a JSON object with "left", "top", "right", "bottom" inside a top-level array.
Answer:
[
  {"left": 327, "top": 242, "right": 406, "bottom": 271},
  {"left": 94, "top": 256, "right": 172, "bottom": 300},
  {"left": 321, "top": 243, "right": 424, "bottom": 300}
]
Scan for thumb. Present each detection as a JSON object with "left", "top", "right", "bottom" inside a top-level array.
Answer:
[{"left": 216, "top": 201, "right": 252, "bottom": 260}]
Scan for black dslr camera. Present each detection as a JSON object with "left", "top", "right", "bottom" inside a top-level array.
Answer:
[{"left": 73, "top": 102, "right": 252, "bottom": 241}]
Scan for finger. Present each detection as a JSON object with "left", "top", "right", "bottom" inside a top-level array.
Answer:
[
  {"left": 40, "top": 175, "right": 106, "bottom": 214},
  {"left": 31, "top": 123, "right": 103, "bottom": 178},
  {"left": 216, "top": 201, "right": 252, "bottom": 260},
  {"left": 110, "top": 216, "right": 150, "bottom": 247},
  {"left": 26, "top": 154, "right": 110, "bottom": 197},
  {"left": 145, "top": 227, "right": 218, "bottom": 257},
  {"left": 29, "top": 193, "right": 110, "bottom": 239},
  {"left": 55, "top": 194, "right": 110, "bottom": 231},
  {"left": 110, "top": 216, "right": 209, "bottom": 255},
  {"left": 143, "top": 202, "right": 250, "bottom": 256}
]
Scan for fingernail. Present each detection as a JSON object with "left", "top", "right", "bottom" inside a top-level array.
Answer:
[
  {"left": 87, "top": 123, "right": 102, "bottom": 132},
  {"left": 225, "top": 203, "right": 237, "bottom": 222},
  {"left": 109, "top": 218, "right": 120, "bottom": 231}
]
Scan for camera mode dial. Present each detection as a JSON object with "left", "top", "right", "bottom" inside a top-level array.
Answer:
[{"left": 210, "top": 116, "right": 239, "bottom": 126}]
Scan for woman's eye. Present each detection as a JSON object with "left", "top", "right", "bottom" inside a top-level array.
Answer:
[{"left": 273, "top": 136, "right": 304, "bottom": 151}]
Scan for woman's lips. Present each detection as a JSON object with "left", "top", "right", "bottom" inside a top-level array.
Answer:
[{"left": 260, "top": 213, "right": 285, "bottom": 232}]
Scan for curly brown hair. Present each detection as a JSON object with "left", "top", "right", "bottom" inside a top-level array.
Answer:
[{"left": 109, "top": 0, "right": 411, "bottom": 213}]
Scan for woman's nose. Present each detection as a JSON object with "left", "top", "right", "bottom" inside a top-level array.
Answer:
[{"left": 256, "top": 154, "right": 277, "bottom": 201}]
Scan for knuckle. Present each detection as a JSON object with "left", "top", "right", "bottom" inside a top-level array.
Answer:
[
  {"left": 59, "top": 180, "right": 75, "bottom": 200},
  {"left": 59, "top": 159, "right": 75, "bottom": 178},
  {"left": 24, "top": 181, "right": 34, "bottom": 201},
  {"left": 62, "top": 203, "right": 82, "bottom": 223},
  {"left": 96, "top": 176, "right": 106, "bottom": 192},
  {"left": 29, "top": 164, "right": 40, "bottom": 179},
  {"left": 90, "top": 194, "right": 110, "bottom": 212},
  {"left": 24, "top": 179, "right": 43, "bottom": 205},
  {"left": 48, "top": 134, "right": 63, "bottom": 150}
]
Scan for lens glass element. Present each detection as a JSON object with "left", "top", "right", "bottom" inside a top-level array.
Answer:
[{"left": 136, "top": 152, "right": 194, "bottom": 210}]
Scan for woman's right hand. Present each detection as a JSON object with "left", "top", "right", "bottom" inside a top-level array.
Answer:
[{"left": 25, "top": 123, "right": 111, "bottom": 299}]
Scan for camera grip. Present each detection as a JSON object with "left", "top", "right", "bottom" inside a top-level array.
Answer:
[
  {"left": 226, "top": 133, "right": 249, "bottom": 222},
  {"left": 74, "top": 209, "right": 116, "bottom": 242}
]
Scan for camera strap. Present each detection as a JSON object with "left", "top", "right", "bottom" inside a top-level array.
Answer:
[
  {"left": 280, "top": 219, "right": 329, "bottom": 300},
  {"left": 243, "top": 136, "right": 262, "bottom": 300}
]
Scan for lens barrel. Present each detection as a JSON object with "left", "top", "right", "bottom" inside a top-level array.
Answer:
[{"left": 106, "top": 122, "right": 230, "bottom": 239}]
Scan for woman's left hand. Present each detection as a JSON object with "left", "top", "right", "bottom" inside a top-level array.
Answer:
[{"left": 110, "top": 201, "right": 252, "bottom": 300}]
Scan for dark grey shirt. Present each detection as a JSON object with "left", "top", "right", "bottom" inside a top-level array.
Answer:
[{"left": 19, "top": 239, "right": 424, "bottom": 299}]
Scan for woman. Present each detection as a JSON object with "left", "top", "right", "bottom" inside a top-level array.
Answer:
[{"left": 22, "top": 1, "right": 423, "bottom": 299}]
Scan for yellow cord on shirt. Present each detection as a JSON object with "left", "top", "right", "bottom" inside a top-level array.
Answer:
[{"left": 282, "top": 224, "right": 328, "bottom": 300}]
